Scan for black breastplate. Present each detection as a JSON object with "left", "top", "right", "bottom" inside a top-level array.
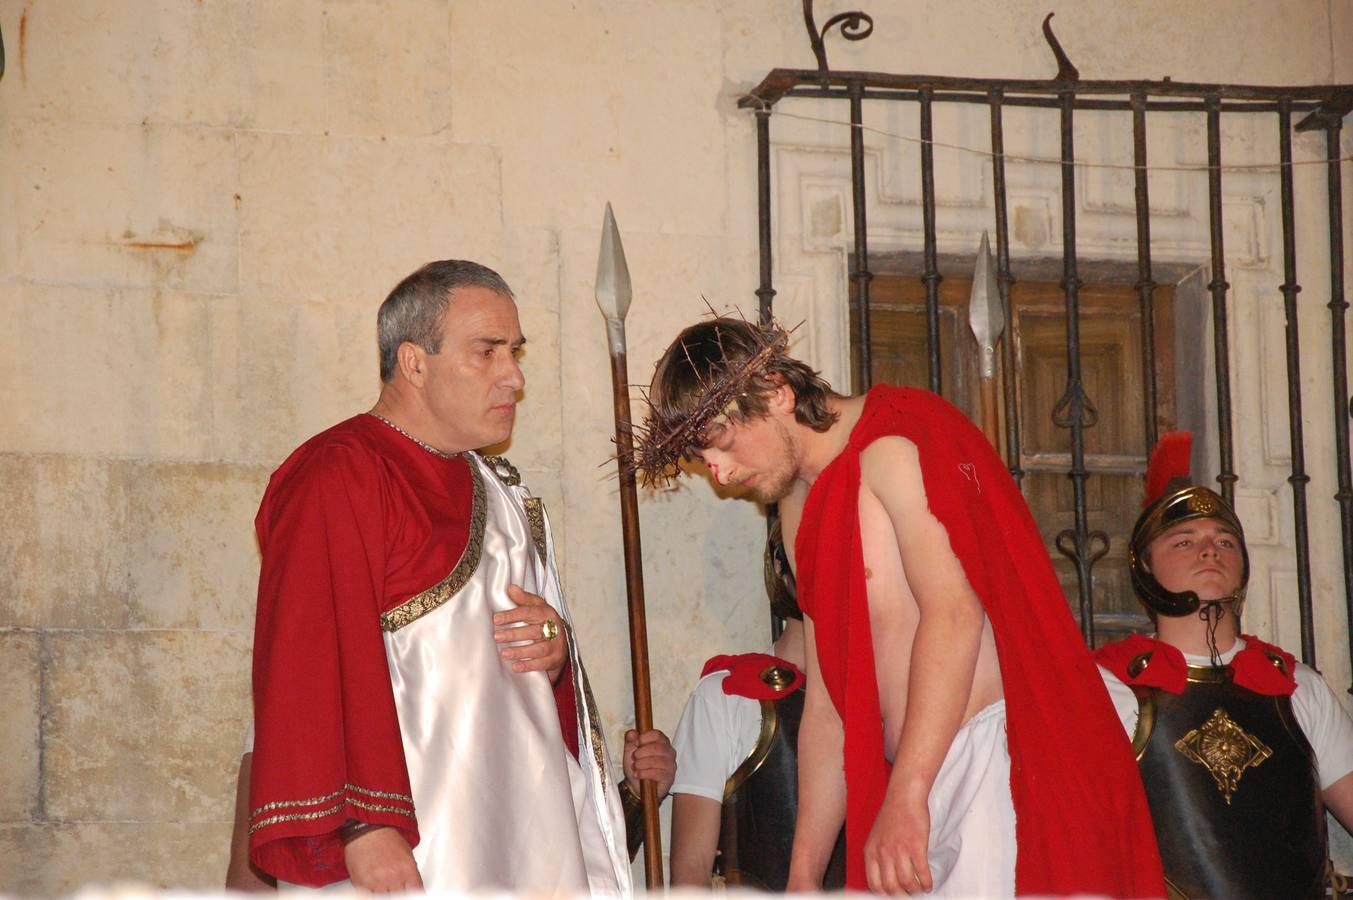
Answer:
[
  {"left": 1133, "top": 659, "right": 1326, "bottom": 899},
  {"left": 718, "top": 685, "right": 847, "bottom": 890}
]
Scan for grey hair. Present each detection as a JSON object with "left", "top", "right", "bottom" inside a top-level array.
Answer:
[{"left": 377, "top": 260, "right": 515, "bottom": 382}]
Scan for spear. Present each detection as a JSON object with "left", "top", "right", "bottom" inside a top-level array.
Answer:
[
  {"left": 969, "top": 230, "right": 1005, "bottom": 448},
  {"left": 594, "top": 202, "right": 664, "bottom": 887}
]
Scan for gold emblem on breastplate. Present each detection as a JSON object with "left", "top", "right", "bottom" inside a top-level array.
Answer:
[{"left": 1173, "top": 707, "right": 1272, "bottom": 804}]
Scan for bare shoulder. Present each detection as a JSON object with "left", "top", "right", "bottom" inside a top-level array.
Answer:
[{"left": 858, "top": 435, "right": 926, "bottom": 510}]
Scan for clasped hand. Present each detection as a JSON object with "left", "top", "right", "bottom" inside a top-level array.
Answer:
[{"left": 493, "top": 584, "right": 567, "bottom": 681}]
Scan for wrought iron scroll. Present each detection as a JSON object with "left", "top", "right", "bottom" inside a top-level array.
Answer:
[
  {"left": 989, "top": 88, "right": 1024, "bottom": 484},
  {"left": 1276, "top": 101, "right": 1316, "bottom": 666},
  {"left": 802, "top": 1, "right": 874, "bottom": 73}
]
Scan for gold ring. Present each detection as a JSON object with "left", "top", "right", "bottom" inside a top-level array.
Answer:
[{"left": 541, "top": 619, "right": 559, "bottom": 641}]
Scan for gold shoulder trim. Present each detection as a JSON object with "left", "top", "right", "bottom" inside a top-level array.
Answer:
[
  {"left": 524, "top": 496, "right": 547, "bottom": 559},
  {"left": 380, "top": 461, "right": 487, "bottom": 632},
  {"left": 481, "top": 454, "right": 522, "bottom": 486},
  {"left": 724, "top": 700, "right": 779, "bottom": 800}
]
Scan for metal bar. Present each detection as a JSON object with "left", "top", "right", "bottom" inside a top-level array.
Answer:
[
  {"left": 850, "top": 82, "right": 874, "bottom": 390},
  {"left": 740, "top": 67, "right": 1353, "bottom": 107},
  {"left": 1319, "top": 117, "right": 1353, "bottom": 692},
  {"left": 1132, "top": 93, "right": 1160, "bottom": 454},
  {"left": 756, "top": 109, "right": 776, "bottom": 326},
  {"left": 919, "top": 86, "right": 942, "bottom": 394},
  {"left": 1053, "top": 90, "right": 1099, "bottom": 644},
  {"left": 1206, "top": 97, "right": 1238, "bottom": 506},
  {"left": 989, "top": 88, "right": 1023, "bottom": 485},
  {"left": 772, "top": 88, "right": 1321, "bottom": 115},
  {"left": 1276, "top": 101, "right": 1316, "bottom": 666}
]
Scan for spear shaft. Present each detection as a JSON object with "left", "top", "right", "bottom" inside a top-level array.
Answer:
[{"left": 595, "top": 203, "right": 663, "bottom": 887}]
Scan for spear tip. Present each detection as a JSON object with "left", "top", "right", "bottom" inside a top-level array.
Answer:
[{"left": 595, "top": 202, "right": 633, "bottom": 322}]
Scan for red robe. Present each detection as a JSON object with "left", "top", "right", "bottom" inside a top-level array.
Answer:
[
  {"left": 795, "top": 386, "right": 1165, "bottom": 897},
  {"left": 249, "top": 415, "right": 472, "bottom": 884}
]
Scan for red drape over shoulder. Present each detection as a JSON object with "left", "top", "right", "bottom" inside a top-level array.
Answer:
[
  {"left": 249, "top": 416, "right": 471, "bottom": 886},
  {"left": 795, "top": 386, "right": 1164, "bottom": 897}
]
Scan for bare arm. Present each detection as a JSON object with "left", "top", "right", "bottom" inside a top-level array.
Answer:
[
  {"left": 1325, "top": 770, "right": 1353, "bottom": 835},
  {"left": 786, "top": 614, "right": 848, "bottom": 891},
  {"left": 225, "top": 753, "right": 277, "bottom": 891},
  {"left": 670, "top": 793, "right": 722, "bottom": 887},
  {"left": 861, "top": 437, "right": 988, "bottom": 895}
]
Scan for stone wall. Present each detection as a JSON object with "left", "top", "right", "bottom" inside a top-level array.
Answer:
[{"left": 1, "top": 0, "right": 1350, "bottom": 891}]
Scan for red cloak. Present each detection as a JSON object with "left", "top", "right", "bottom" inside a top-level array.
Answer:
[
  {"left": 1096, "top": 633, "right": 1297, "bottom": 697},
  {"left": 795, "top": 386, "right": 1164, "bottom": 896}
]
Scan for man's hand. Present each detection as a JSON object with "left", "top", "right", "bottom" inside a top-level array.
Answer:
[
  {"left": 864, "top": 789, "right": 933, "bottom": 895},
  {"left": 623, "top": 729, "right": 676, "bottom": 800},
  {"left": 493, "top": 584, "right": 567, "bottom": 681},
  {"left": 343, "top": 826, "right": 422, "bottom": 893}
]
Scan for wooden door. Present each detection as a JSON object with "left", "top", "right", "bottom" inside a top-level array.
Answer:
[{"left": 851, "top": 276, "right": 1175, "bottom": 646}]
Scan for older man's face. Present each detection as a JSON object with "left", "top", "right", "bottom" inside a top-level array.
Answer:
[{"left": 420, "top": 286, "right": 525, "bottom": 453}]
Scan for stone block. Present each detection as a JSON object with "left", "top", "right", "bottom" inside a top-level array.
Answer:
[
  {"left": 4, "top": 0, "right": 244, "bottom": 127},
  {"left": 0, "top": 822, "right": 234, "bottom": 895},
  {"left": 0, "top": 454, "right": 133, "bottom": 630},
  {"left": 239, "top": 0, "right": 329, "bottom": 134},
  {"left": 324, "top": 0, "right": 453, "bottom": 137},
  {"left": 448, "top": 0, "right": 724, "bottom": 234},
  {"left": 11, "top": 122, "right": 239, "bottom": 294},
  {"left": 121, "top": 462, "right": 270, "bottom": 631},
  {"left": 236, "top": 131, "right": 504, "bottom": 303},
  {"left": 0, "top": 455, "right": 267, "bottom": 631},
  {"left": 0, "top": 283, "right": 213, "bottom": 459},
  {"left": 208, "top": 293, "right": 379, "bottom": 466},
  {"left": 43, "top": 630, "right": 252, "bottom": 824},
  {"left": 0, "top": 632, "right": 41, "bottom": 822}
]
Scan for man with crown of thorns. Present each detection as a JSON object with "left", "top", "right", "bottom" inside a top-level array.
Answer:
[
  {"left": 1095, "top": 431, "right": 1353, "bottom": 899},
  {"left": 635, "top": 315, "right": 1165, "bottom": 898}
]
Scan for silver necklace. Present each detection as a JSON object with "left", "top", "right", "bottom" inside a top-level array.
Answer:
[{"left": 367, "top": 412, "right": 461, "bottom": 460}]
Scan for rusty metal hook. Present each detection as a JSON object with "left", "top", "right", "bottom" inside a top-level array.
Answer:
[{"left": 1042, "top": 13, "right": 1079, "bottom": 82}]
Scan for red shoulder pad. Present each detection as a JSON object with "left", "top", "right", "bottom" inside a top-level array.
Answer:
[
  {"left": 1232, "top": 635, "right": 1298, "bottom": 696},
  {"left": 701, "top": 652, "right": 804, "bottom": 700},
  {"left": 1094, "top": 634, "right": 1187, "bottom": 694}
]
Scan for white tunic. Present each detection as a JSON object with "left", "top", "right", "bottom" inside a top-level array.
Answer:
[{"left": 379, "top": 453, "right": 631, "bottom": 893}]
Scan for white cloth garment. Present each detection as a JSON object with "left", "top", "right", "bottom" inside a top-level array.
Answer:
[
  {"left": 924, "top": 700, "right": 1017, "bottom": 898},
  {"left": 670, "top": 669, "right": 766, "bottom": 802},
  {"left": 1098, "top": 637, "right": 1353, "bottom": 790}
]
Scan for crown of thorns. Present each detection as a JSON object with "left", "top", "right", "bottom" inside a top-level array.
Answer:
[{"left": 629, "top": 318, "right": 792, "bottom": 487}]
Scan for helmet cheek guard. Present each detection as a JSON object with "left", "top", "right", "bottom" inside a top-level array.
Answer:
[{"left": 1128, "top": 485, "right": 1250, "bottom": 618}]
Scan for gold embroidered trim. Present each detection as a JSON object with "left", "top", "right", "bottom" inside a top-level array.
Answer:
[
  {"left": 481, "top": 454, "right": 522, "bottom": 486},
  {"left": 249, "top": 783, "right": 414, "bottom": 822},
  {"left": 249, "top": 784, "right": 416, "bottom": 834},
  {"left": 249, "top": 787, "right": 345, "bottom": 818},
  {"left": 578, "top": 664, "right": 610, "bottom": 802},
  {"left": 1174, "top": 707, "right": 1272, "bottom": 804},
  {"left": 380, "top": 460, "right": 487, "bottom": 632},
  {"left": 525, "top": 496, "right": 547, "bottom": 559}
]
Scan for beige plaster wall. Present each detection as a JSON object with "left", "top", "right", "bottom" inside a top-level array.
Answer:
[{"left": 0, "top": 0, "right": 1349, "bottom": 892}]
